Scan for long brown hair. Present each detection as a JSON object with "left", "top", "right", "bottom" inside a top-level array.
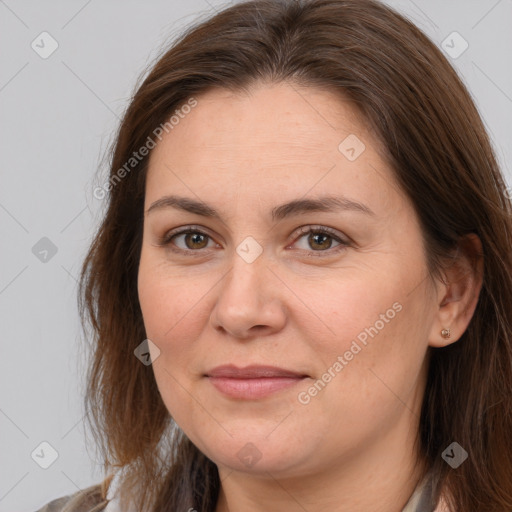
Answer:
[{"left": 78, "top": 0, "right": 512, "bottom": 510}]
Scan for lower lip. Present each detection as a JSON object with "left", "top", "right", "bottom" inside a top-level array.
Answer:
[{"left": 207, "top": 376, "right": 306, "bottom": 399}]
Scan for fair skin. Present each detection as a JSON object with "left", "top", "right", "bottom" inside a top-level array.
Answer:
[{"left": 137, "top": 82, "right": 482, "bottom": 512}]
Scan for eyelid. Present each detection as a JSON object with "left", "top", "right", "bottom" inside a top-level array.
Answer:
[
  {"left": 157, "top": 224, "right": 351, "bottom": 256},
  {"left": 289, "top": 224, "right": 350, "bottom": 245},
  {"left": 286, "top": 225, "right": 351, "bottom": 257},
  {"left": 157, "top": 225, "right": 219, "bottom": 250}
]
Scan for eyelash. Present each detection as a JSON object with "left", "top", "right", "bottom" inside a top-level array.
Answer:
[{"left": 157, "top": 225, "right": 350, "bottom": 258}]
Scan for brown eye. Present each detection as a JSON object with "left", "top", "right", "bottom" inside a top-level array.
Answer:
[
  {"left": 160, "top": 228, "right": 217, "bottom": 253},
  {"left": 307, "top": 232, "right": 334, "bottom": 251},
  {"left": 182, "top": 232, "right": 209, "bottom": 249},
  {"left": 290, "top": 226, "right": 350, "bottom": 257}
]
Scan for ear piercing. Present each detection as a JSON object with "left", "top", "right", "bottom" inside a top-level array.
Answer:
[{"left": 441, "top": 328, "right": 451, "bottom": 339}]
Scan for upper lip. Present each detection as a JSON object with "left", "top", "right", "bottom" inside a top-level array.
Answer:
[{"left": 206, "top": 364, "right": 309, "bottom": 379}]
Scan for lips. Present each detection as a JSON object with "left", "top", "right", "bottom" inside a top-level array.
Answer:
[
  {"left": 205, "top": 364, "right": 309, "bottom": 379},
  {"left": 205, "top": 365, "right": 309, "bottom": 400}
]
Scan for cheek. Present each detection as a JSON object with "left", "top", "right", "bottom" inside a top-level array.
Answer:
[
  {"left": 137, "top": 259, "right": 217, "bottom": 379},
  {"left": 137, "top": 263, "right": 210, "bottom": 430},
  {"left": 138, "top": 256, "right": 206, "bottom": 336},
  {"left": 295, "top": 265, "right": 429, "bottom": 410},
  {"left": 293, "top": 270, "right": 403, "bottom": 351}
]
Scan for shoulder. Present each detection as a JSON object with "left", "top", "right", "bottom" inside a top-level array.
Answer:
[
  {"left": 34, "top": 476, "right": 113, "bottom": 512},
  {"left": 402, "top": 472, "right": 452, "bottom": 512}
]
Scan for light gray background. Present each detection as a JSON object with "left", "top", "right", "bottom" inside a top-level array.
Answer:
[{"left": 1, "top": 0, "right": 510, "bottom": 510}]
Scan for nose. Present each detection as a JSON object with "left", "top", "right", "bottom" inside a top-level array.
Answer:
[{"left": 209, "top": 249, "right": 287, "bottom": 339}]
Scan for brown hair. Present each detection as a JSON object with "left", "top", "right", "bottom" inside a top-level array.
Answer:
[{"left": 79, "top": 0, "right": 512, "bottom": 510}]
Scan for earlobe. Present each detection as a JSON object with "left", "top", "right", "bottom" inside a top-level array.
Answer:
[
  {"left": 429, "top": 325, "right": 457, "bottom": 349},
  {"left": 428, "top": 233, "right": 484, "bottom": 348},
  {"left": 440, "top": 328, "right": 451, "bottom": 339}
]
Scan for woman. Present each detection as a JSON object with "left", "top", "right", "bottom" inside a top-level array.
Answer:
[{"left": 36, "top": 0, "right": 512, "bottom": 511}]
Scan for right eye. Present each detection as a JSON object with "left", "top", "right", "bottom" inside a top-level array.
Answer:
[{"left": 158, "top": 227, "right": 220, "bottom": 254}]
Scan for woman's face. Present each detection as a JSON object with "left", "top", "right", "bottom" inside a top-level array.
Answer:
[{"left": 137, "top": 82, "right": 439, "bottom": 478}]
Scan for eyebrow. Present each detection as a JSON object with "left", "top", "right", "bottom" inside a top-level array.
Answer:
[{"left": 146, "top": 194, "right": 375, "bottom": 221}]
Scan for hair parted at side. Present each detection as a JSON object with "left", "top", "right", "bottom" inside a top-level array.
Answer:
[{"left": 78, "top": 0, "right": 512, "bottom": 511}]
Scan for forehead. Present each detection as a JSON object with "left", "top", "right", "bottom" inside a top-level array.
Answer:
[
  {"left": 145, "top": 82, "right": 399, "bottom": 214},
  {"left": 151, "top": 82, "right": 370, "bottom": 158}
]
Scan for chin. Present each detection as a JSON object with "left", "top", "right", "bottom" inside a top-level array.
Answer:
[{"left": 196, "top": 434, "right": 312, "bottom": 476}]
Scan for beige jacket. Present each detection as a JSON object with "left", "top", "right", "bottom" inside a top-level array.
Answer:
[{"left": 34, "top": 472, "right": 449, "bottom": 512}]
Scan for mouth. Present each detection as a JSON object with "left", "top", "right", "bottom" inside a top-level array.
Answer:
[{"left": 205, "top": 364, "right": 310, "bottom": 400}]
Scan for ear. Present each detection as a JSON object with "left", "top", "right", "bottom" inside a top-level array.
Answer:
[{"left": 428, "top": 233, "right": 484, "bottom": 348}]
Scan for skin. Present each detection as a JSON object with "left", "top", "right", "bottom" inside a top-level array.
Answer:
[{"left": 137, "top": 82, "right": 483, "bottom": 512}]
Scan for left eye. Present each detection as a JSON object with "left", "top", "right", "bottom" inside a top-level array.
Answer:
[{"left": 290, "top": 227, "right": 348, "bottom": 255}]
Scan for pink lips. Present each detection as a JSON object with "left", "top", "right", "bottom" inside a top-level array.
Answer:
[{"left": 205, "top": 365, "right": 309, "bottom": 400}]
